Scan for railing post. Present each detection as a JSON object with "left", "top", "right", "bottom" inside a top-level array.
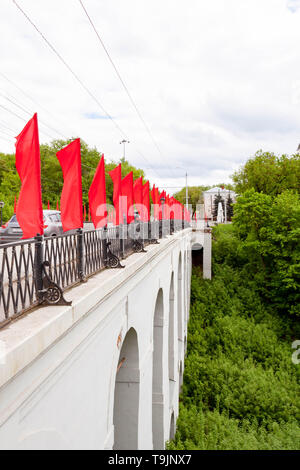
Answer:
[
  {"left": 120, "top": 214, "right": 126, "bottom": 259},
  {"left": 34, "top": 233, "right": 44, "bottom": 302},
  {"left": 170, "top": 219, "right": 174, "bottom": 235},
  {"left": 103, "top": 225, "right": 108, "bottom": 264},
  {"left": 77, "top": 228, "right": 85, "bottom": 281}
]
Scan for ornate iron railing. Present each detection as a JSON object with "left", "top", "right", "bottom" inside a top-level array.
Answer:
[{"left": 0, "top": 219, "right": 189, "bottom": 328}]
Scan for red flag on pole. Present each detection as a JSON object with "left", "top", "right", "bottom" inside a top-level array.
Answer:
[
  {"left": 83, "top": 205, "right": 86, "bottom": 222},
  {"left": 47, "top": 200, "right": 50, "bottom": 210},
  {"left": 15, "top": 113, "right": 44, "bottom": 238},
  {"left": 142, "top": 181, "right": 150, "bottom": 222},
  {"left": 56, "top": 200, "right": 59, "bottom": 211},
  {"left": 109, "top": 164, "right": 122, "bottom": 225},
  {"left": 56, "top": 138, "right": 83, "bottom": 232},
  {"left": 89, "top": 155, "right": 107, "bottom": 229},
  {"left": 151, "top": 184, "right": 160, "bottom": 220},
  {"left": 88, "top": 207, "right": 91, "bottom": 222},
  {"left": 121, "top": 172, "right": 134, "bottom": 224},
  {"left": 133, "top": 176, "right": 143, "bottom": 218}
]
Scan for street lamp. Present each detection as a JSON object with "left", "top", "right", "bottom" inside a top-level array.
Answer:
[
  {"left": 120, "top": 139, "right": 130, "bottom": 160},
  {"left": 0, "top": 201, "right": 4, "bottom": 226}
]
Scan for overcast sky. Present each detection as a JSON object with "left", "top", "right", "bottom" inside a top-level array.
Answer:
[{"left": 0, "top": 0, "right": 300, "bottom": 193}]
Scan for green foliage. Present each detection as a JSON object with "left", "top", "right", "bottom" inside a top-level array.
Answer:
[
  {"left": 170, "top": 226, "right": 300, "bottom": 450},
  {"left": 233, "top": 189, "right": 300, "bottom": 316},
  {"left": 174, "top": 186, "right": 210, "bottom": 211},
  {"left": 232, "top": 151, "right": 300, "bottom": 196},
  {"left": 0, "top": 139, "right": 145, "bottom": 222},
  {"left": 174, "top": 184, "right": 234, "bottom": 212},
  {"left": 212, "top": 193, "right": 225, "bottom": 220},
  {"left": 226, "top": 194, "right": 234, "bottom": 221}
]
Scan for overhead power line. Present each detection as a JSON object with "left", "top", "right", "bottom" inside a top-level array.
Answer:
[
  {"left": 12, "top": 0, "right": 162, "bottom": 180},
  {"left": 78, "top": 0, "right": 177, "bottom": 178},
  {"left": 78, "top": 1, "right": 167, "bottom": 157},
  {"left": 0, "top": 71, "right": 74, "bottom": 138},
  {"left": 0, "top": 92, "right": 56, "bottom": 140},
  {"left": 12, "top": 0, "right": 125, "bottom": 136},
  {"left": 0, "top": 135, "right": 13, "bottom": 144}
]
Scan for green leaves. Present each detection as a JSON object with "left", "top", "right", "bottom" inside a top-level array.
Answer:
[{"left": 171, "top": 267, "right": 300, "bottom": 450}]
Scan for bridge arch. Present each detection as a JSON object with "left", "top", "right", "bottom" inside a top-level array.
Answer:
[
  {"left": 177, "top": 251, "right": 183, "bottom": 352},
  {"left": 113, "top": 327, "right": 140, "bottom": 450},
  {"left": 152, "top": 288, "right": 164, "bottom": 449},
  {"left": 169, "top": 411, "right": 175, "bottom": 441},
  {"left": 168, "top": 273, "right": 175, "bottom": 407}
]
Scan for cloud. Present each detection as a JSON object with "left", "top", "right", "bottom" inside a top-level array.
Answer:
[
  {"left": 287, "top": 0, "right": 300, "bottom": 12},
  {"left": 84, "top": 112, "right": 112, "bottom": 120},
  {"left": 0, "top": 0, "right": 299, "bottom": 192}
]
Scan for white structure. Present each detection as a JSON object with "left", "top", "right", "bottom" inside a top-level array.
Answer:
[
  {"left": 203, "top": 187, "right": 236, "bottom": 221},
  {"left": 217, "top": 202, "right": 224, "bottom": 224},
  {"left": 0, "top": 227, "right": 210, "bottom": 450}
]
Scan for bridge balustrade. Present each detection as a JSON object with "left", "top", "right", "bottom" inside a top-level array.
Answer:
[{"left": 0, "top": 219, "right": 189, "bottom": 328}]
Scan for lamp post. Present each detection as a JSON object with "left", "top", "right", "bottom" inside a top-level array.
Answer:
[
  {"left": 0, "top": 201, "right": 4, "bottom": 227},
  {"left": 120, "top": 139, "right": 130, "bottom": 160}
]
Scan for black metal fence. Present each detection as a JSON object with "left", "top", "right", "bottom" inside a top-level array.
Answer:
[{"left": 0, "top": 219, "right": 189, "bottom": 328}]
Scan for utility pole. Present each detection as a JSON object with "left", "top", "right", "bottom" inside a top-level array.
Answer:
[{"left": 120, "top": 139, "right": 130, "bottom": 160}]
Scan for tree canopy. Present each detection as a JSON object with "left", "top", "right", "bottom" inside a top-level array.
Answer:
[
  {"left": 0, "top": 139, "right": 145, "bottom": 222},
  {"left": 232, "top": 150, "right": 300, "bottom": 196}
]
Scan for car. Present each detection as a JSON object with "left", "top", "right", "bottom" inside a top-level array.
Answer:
[{"left": 0, "top": 210, "right": 64, "bottom": 244}]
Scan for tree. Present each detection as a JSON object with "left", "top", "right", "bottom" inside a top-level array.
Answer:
[
  {"left": 233, "top": 189, "right": 300, "bottom": 316},
  {"left": 232, "top": 151, "right": 300, "bottom": 196},
  {"left": 226, "top": 193, "right": 234, "bottom": 221},
  {"left": 174, "top": 186, "right": 211, "bottom": 211},
  {"left": 212, "top": 193, "right": 225, "bottom": 221}
]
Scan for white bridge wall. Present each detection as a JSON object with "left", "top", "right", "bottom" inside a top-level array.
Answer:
[{"left": 0, "top": 229, "right": 202, "bottom": 450}]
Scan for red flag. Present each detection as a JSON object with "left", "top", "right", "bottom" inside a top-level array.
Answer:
[
  {"left": 89, "top": 155, "right": 107, "bottom": 229},
  {"left": 109, "top": 164, "right": 122, "bottom": 225},
  {"left": 133, "top": 176, "right": 143, "bottom": 218},
  {"left": 15, "top": 113, "right": 44, "bottom": 238},
  {"left": 56, "top": 138, "right": 83, "bottom": 231},
  {"left": 142, "top": 181, "right": 150, "bottom": 222},
  {"left": 121, "top": 172, "right": 134, "bottom": 224},
  {"left": 14, "top": 195, "right": 17, "bottom": 214},
  {"left": 159, "top": 190, "right": 166, "bottom": 219},
  {"left": 169, "top": 196, "right": 175, "bottom": 219},
  {"left": 47, "top": 200, "right": 50, "bottom": 210},
  {"left": 165, "top": 194, "right": 170, "bottom": 220},
  {"left": 83, "top": 205, "right": 86, "bottom": 222},
  {"left": 56, "top": 200, "right": 59, "bottom": 211},
  {"left": 88, "top": 207, "right": 91, "bottom": 222},
  {"left": 184, "top": 207, "right": 191, "bottom": 222},
  {"left": 151, "top": 184, "right": 160, "bottom": 220}
]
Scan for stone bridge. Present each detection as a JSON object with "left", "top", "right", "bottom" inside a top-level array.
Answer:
[{"left": 0, "top": 225, "right": 211, "bottom": 450}]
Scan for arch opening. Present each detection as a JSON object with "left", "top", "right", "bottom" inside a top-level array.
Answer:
[
  {"left": 169, "top": 273, "right": 175, "bottom": 406},
  {"left": 177, "top": 253, "right": 183, "bottom": 370},
  {"left": 169, "top": 412, "right": 175, "bottom": 441},
  {"left": 152, "top": 288, "right": 164, "bottom": 450},
  {"left": 113, "top": 328, "right": 140, "bottom": 450},
  {"left": 192, "top": 243, "right": 203, "bottom": 270}
]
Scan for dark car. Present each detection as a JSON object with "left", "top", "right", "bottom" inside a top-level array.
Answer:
[{"left": 0, "top": 210, "right": 64, "bottom": 244}]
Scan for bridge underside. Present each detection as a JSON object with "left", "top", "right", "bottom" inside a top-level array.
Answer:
[{"left": 0, "top": 226, "right": 210, "bottom": 450}]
